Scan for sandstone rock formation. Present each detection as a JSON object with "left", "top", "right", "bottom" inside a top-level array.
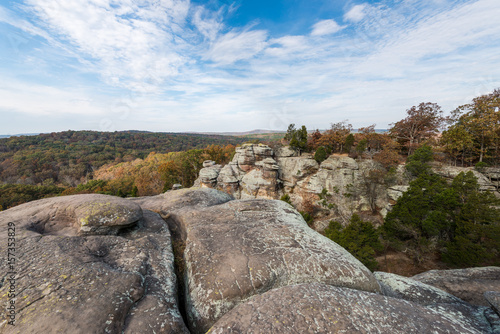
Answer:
[
  {"left": 0, "top": 194, "right": 188, "bottom": 333},
  {"left": 208, "top": 283, "right": 485, "bottom": 334},
  {"left": 168, "top": 199, "right": 380, "bottom": 333},
  {"left": 375, "top": 272, "right": 495, "bottom": 333},
  {"left": 1, "top": 190, "right": 499, "bottom": 333},
  {"left": 195, "top": 144, "right": 500, "bottom": 228},
  {"left": 411, "top": 267, "right": 500, "bottom": 306}
]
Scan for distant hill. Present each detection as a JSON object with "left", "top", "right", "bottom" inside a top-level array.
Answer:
[
  {"left": 0, "top": 130, "right": 259, "bottom": 187},
  {"left": 188, "top": 129, "right": 285, "bottom": 136},
  {"left": 0, "top": 133, "right": 42, "bottom": 138}
]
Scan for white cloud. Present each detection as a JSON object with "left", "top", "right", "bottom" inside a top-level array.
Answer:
[
  {"left": 311, "top": 19, "right": 344, "bottom": 36},
  {"left": 344, "top": 4, "right": 367, "bottom": 23},
  {"left": 1, "top": 0, "right": 500, "bottom": 133},
  {"left": 205, "top": 29, "right": 268, "bottom": 65},
  {"left": 192, "top": 6, "right": 223, "bottom": 41},
  {"left": 21, "top": 0, "right": 190, "bottom": 92}
]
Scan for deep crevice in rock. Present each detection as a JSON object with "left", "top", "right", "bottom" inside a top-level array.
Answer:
[{"left": 159, "top": 212, "right": 190, "bottom": 331}]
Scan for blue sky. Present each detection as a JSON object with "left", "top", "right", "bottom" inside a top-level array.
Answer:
[{"left": 0, "top": 0, "right": 499, "bottom": 134}]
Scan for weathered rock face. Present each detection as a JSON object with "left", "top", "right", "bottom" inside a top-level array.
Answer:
[
  {"left": 485, "top": 291, "right": 500, "bottom": 316},
  {"left": 0, "top": 195, "right": 188, "bottom": 334},
  {"left": 411, "top": 267, "right": 500, "bottom": 307},
  {"left": 169, "top": 199, "right": 380, "bottom": 333},
  {"left": 208, "top": 283, "right": 484, "bottom": 334},
  {"left": 195, "top": 145, "right": 500, "bottom": 227},
  {"left": 1, "top": 189, "right": 498, "bottom": 334},
  {"left": 375, "top": 271, "right": 465, "bottom": 306},
  {"left": 375, "top": 272, "right": 495, "bottom": 333},
  {"left": 432, "top": 164, "right": 498, "bottom": 191},
  {"left": 196, "top": 144, "right": 281, "bottom": 199}
]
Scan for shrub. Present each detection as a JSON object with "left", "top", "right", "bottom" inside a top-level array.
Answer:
[{"left": 325, "top": 214, "right": 382, "bottom": 271}]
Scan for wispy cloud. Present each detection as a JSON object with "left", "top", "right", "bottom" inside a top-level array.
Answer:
[
  {"left": 0, "top": 0, "right": 499, "bottom": 133},
  {"left": 310, "top": 19, "right": 344, "bottom": 36},
  {"left": 344, "top": 4, "right": 367, "bottom": 23},
  {"left": 205, "top": 29, "right": 268, "bottom": 65}
]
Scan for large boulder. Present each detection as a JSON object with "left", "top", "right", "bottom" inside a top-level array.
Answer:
[
  {"left": 375, "top": 272, "right": 495, "bottom": 333},
  {"left": 485, "top": 291, "right": 500, "bottom": 316},
  {"left": 412, "top": 267, "right": 500, "bottom": 306},
  {"left": 0, "top": 195, "right": 188, "bottom": 333},
  {"left": 0, "top": 194, "right": 143, "bottom": 236},
  {"left": 169, "top": 199, "right": 380, "bottom": 333},
  {"left": 432, "top": 165, "right": 497, "bottom": 191},
  {"left": 131, "top": 187, "right": 234, "bottom": 217},
  {"left": 208, "top": 283, "right": 483, "bottom": 333}
]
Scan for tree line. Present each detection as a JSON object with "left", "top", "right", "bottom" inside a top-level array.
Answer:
[{"left": 282, "top": 89, "right": 500, "bottom": 270}]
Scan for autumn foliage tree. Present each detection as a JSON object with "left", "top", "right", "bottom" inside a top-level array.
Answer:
[
  {"left": 444, "top": 89, "right": 500, "bottom": 164},
  {"left": 389, "top": 102, "right": 445, "bottom": 155},
  {"left": 318, "top": 120, "right": 352, "bottom": 153}
]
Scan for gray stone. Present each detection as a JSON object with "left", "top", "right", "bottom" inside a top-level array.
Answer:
[
  {"left": 412, "top": 267, "right": 500, "bottom": 306},
  {"left": 0, "top": 194, "right": 142, "bottom": 236},
  {"left": 485, "top": 291, "right": 500, "bottom": 316},
  {"left": 208, "top": 283, "right": 483, "bottom": 334},
  {"left": 131, "top": 187, "right": 234, "bottom": 217},
  {"left": 374, "top": 272, "right": 495, "bottom": 333},
  {"left": 169, "top": 199, "right": 380, "bottom": 333},
  {"left": 0, "top": 197, "right": 188, "bottom": 333},
  {"left": 375, "top": 271, "right": 465, "bottom": 306}
]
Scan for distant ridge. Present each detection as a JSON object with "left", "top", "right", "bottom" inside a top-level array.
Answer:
[
  {"left": 0, "top": 133, "right": 42, "bottom": 138},
  {"left": 187, "top": 129, "right": 286, "bottom": 136}
]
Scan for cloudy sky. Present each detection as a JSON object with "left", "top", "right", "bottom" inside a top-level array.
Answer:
[{"left": 0, "top": 0, "right": 499, "bottom": 134}]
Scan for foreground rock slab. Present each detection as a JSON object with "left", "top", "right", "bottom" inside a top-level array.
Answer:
[
  {"left": 412, "top": 267, "right": 500, "bottom": 306},
  {"left": 0, "top": 195, "right": 188, "bottom": 333},
  {"left": 208, "top": 283, "right": 483, "bottom": 334},
  {"left": 171, "top": 199, "right": 381, "bottom": 334},
  {"left": 375, "top": 272, "right": 496, "bottom": 333}
]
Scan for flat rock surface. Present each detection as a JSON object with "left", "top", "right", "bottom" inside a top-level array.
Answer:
[
  {"left": 375, "top": 271, "right": 465, "bottom": 306},
  {"left": 208, "top": 283, "right": 483, "bottom": 334},
  {"left": 0, "top": 196, "right": 188, "bottom": 333},
  {"left": 131, "top": 188, "right": 234, "bottom": 216},
  {"left": 172, "top": 199, "right": 380, "bottom": 333},
  {"left": 485, "top": 291, "right": 500, "bottom": 316},
  {"left": 412, "top": 267, "right": 500, "bottom": 306},
  {"left": 0, "top": 194, "right": 143, "bottom": 236}
]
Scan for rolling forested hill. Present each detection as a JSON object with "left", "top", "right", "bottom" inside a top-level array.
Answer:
[{"left": 0, "top": 130, "right": 252, "bottom": 186}]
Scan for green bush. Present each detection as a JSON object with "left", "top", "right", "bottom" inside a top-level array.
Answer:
[
  {"left": 325, "top": 214, "right": 382, "bottom": 271},
  {"left": 314, "top": 146, "right": 328, "bottom": 163},
  {"left": 405, "top": 145, "right": 433, "bottom": 177}
]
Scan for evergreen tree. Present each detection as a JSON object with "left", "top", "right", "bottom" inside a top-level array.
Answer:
[{"left": 325, "top": 214, "right": 383, "bottom": 271}]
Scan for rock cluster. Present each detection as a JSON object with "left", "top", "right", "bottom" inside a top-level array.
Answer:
[
  {"left": 195, "top": 144, "right": 500, "bottom": 227},
  {"left": 1, "top": 189, "right": 499, "bottom": 333}
]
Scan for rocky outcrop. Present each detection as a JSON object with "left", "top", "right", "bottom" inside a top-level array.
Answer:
[
  {"left": 208, "top": 283, "right": 485, "bottom": 333},
  {"left": 168, "top": 199, "right": 380, "bottom": 333},
  {"left": 432, "top": 164, "right": 498, "bottom": 191},
  {"left": 411, "top": 267, "right": 500, "bottom": 306},
  {"left": 195, "top": 144, "right": 411, "bottom": 225},
  {"left": 485, "top": 291, "right": 500, "bottom": 316},
  {"left": 0, "top": 194, "right": 188, "bottom": 334},
  {"left": 196, "top": 145, "right": 500, "bottom": 227},
  {"left": 1, "top": 190, "right": 499, "bottom": 333},
  {"left": 375, "top": 272, "right": 495, "bottom": 333},
  {"left": 196, "top": 144, "right": 281, "bottom": 199}
]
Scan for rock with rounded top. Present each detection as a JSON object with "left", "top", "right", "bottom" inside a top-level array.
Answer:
[
  {"left": 412, "top": 267, "right": 500, "bottom": 306},
  {"left": 375, "top": 272, "right": 495, "bottom": 333},
  {"left": 0, "top": 194, "right": 142, "bottom": 236},
  {"left": 131, "top": 187, "right": 234, "bottom": 217},
  {"left": 208, "top": 283, "right": 483, "bottom": 334},
  {"left": 485, "top": 291, "right": 500, "bottom": 316},
  {"left": 375, "top": 271, "right": 465, "bottom": 306},
  {"left": 170, "top": 199, "right": 380, "bottom": 333},
  {"left": 203, "top": 160, "right": 216, "bottom": 168},
  {"left": 0, "top": 199, "right": 188, "bottom": 334}
]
